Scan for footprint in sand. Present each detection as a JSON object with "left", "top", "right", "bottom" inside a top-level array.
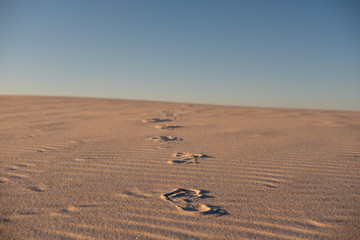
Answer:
[
  {"left": 168, "top": 152, "right": 209, "bottom": 164},
  {"left": 155, "top": 125, "right": 182, "bottom": 130},
  {"left": 161, "top": 188, "right": 227, "bottom": 216},
  {"left": 142, "top": 118, "right": 173, "bottom": 123},
  {"left": 149, "top": 136, "right": 183, "bottom": 143}
]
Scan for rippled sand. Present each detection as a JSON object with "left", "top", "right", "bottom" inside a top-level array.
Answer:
[{"left": 1, "top": 96, "right": 359, "bottom": 239}]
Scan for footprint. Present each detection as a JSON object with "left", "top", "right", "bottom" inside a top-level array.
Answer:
[
  {"left": 142, "top": 118, "right": 173, "bottom": 123},
  {"left": 149, "top": 136, "right": 182, "bottom": 142},
  {"left": 168, "top": 152, "right": 209, "bottom": 164},
  {"left": 155, "top": 125, "right": 182, "bottom": 130},
  {"left": 29, "top": 183, "right": 47, "bottom": 192},
  {"left": 161, "top": 188, "right": 227, "bottom": 216}
]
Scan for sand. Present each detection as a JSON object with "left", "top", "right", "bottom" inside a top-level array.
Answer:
[{"left": 0, "top": 95, "right": 359, "bottom": 239}]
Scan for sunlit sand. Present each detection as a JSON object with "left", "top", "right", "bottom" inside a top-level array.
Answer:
[{"left": 1, "top": 96, "right": 359, "bottom": 239}]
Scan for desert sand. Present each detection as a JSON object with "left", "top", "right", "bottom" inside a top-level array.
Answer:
[{"left": 0, "top": 95, "right": 359, "bottom": 239}]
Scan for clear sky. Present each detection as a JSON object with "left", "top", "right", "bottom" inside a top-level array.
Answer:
[{"left": 1, "top": 0, "right": 359, "bottom": 110}]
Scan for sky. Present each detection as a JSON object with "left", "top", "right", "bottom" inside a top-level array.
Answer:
[{"left": 1, "top": 0, "right": 359, "bottom": 110}]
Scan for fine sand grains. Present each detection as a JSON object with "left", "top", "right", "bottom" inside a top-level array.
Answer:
[{"left": 0, "top": 96, "right": 360, "bottom": 240}]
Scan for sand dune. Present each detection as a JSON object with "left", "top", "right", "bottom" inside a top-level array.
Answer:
[{"left": 0, "top": 95, "right": 359, "bottom": 239}]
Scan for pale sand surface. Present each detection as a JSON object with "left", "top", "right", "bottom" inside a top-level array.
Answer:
[{"left": 1, "top": 96, "right": 359, "bottom": 239}]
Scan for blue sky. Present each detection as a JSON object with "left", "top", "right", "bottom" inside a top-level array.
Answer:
[{"left": 1, "top": 0, "right": 359, "bottom": 110}]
